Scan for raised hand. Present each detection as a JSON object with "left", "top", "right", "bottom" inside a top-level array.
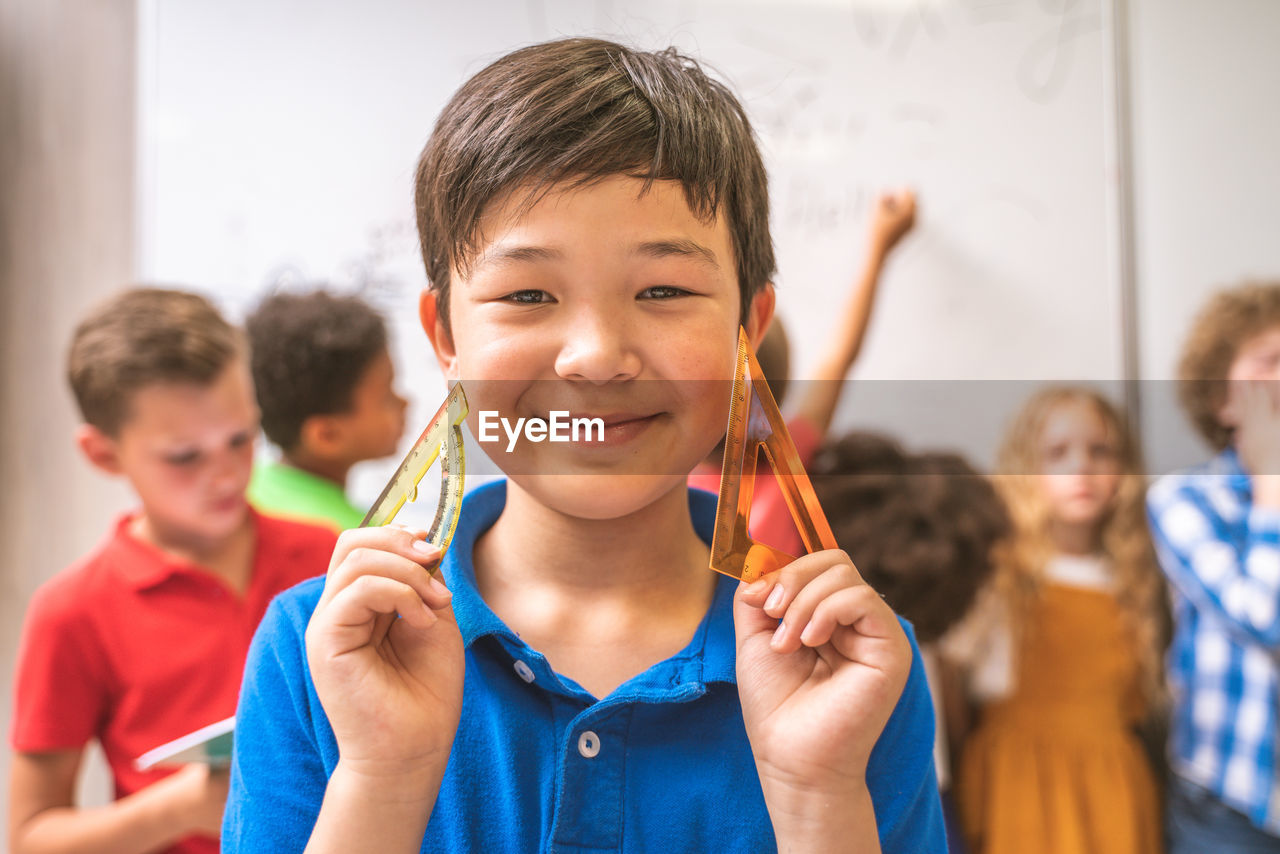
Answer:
[{"left": 867, "top": 189, "right": 917, "bottom": 258}]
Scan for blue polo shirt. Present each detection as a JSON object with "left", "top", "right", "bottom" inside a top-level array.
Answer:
[{"left": 223, "top": 481, "right": 945, "bottom": 853}]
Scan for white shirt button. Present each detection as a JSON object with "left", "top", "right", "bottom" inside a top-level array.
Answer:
[
  {"left": 513, "top": 660, "right": 535, "bottom": 683},
  {"left": 577, "top": 730, "right": 601, "bottom": 759}
]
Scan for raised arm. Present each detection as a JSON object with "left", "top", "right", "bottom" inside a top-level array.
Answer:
[{"left": 793, "top": 189, "right": 917, "bottom": 437}]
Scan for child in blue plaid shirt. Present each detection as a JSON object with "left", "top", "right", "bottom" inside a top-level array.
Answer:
[{"left": 1148, "top": 281, "right": 1280, "bottom": 853}]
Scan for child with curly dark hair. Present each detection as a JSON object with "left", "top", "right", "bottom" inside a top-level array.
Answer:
[
  {"left": 812, "top": 431, "right": 1011, "bottom": 853},
  {"left": 245, "top": 290, "right": 407, "bottom": 531}
]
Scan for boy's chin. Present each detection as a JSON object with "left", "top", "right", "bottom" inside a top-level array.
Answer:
[
  {"left": 178, "top": 503, "right": 251, "bottom": 541},
  {"left": 509, "top": 472, "right": 692, "bottom": 522}
]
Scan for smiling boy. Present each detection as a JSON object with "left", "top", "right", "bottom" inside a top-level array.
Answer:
[{"left": 223, "top": 39, "right": 944, "bottom": 853}]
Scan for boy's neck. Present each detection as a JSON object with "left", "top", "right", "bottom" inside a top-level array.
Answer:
[
  {"left": 282, "top": 449, "right": 351, "bottom": 490},
  {"left": 480, "top": 478, "right": 711, "bottom": 593},
  {"left": 130, "top": 511, "right": 257, "bottom": 593},
  {"left": 473, "top": 479, "right": 718, "bottom": 696}
]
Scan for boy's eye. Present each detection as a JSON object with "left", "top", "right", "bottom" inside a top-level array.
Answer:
[
  {"left": 501, "top": 289, "right": 553, "bottom": 305},
  {"left": 230, "top": 431, "right": 254, "bottom": 449},
  {"left": 164, "top": 451, "right": 201, "bottom": 466},
  {"left": 639, "top": 285, "right": 692, "bottom": 300}
]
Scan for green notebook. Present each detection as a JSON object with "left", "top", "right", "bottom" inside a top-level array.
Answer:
[{"left": 134, "top": 716, "right": 235, "bottom": 771}]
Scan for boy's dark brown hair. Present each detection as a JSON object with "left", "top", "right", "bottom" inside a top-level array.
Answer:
[
  {"left": 811, "top": 432, "right": 1011, "bottom": 643},
  {"left": 246, "top": 290, "right": 389, "bottom": 452},
  {"left": 68, "top": 288, "right": 243, "bottom": 436},
  {"left": 1178, "top": 280, "right": 1280, "bottom": 450},
  {"left": 414, "top": 37, "right": 775, "bottom": 333}
]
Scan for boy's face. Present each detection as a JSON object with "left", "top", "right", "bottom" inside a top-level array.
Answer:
[
  {"left": 315, "top": 348, "right": 408, "bottom": 463},
  {"left": 1219, "top": 325, "right": 1280, "bottom": 429},
  {"left": 422, "top": 175, "right": 773, "bottom": 520},
  {"left": 79, "top": 361, "right": 259, "bottom": 546}
]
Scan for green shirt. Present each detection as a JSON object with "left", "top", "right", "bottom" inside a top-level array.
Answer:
[{"left": 247, "top": 461, "right": 364, "bottom": 532}]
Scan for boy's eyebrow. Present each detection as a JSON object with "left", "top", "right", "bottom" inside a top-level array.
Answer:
[
  {"left": 474, "top": 244, "right": 563, "bottom": 271},
  {"left": 634, "top": 239, "right": 720, "bottom": 269},
  {"left": 472, "top": 239, "right": 720, "bottom": 272}
]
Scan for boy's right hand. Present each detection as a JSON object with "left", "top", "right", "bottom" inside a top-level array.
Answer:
[
  {"left": 165, "top": 763, "right": 230, "bottom": 837},
  {"left": 304, "top": 526, "right": 464, "bottom": 785}
]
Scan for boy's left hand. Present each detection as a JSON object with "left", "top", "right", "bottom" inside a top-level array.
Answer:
[{"left": 734, "top": 551, "right": 911, "bottom": 799}]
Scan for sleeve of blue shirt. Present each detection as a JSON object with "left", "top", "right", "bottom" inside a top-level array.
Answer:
[
  {"left": 1148, "top": 474, "right": 1280, "bottom": 649},
  {"left": 223, "top": 578, "right": 330, "bottom": 853},
  {"left": 867, "top": 619, "right": 948, "bottom": 853}
]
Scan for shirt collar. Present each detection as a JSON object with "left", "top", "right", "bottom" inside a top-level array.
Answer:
[
  {"left": 260, "top": 460, "right": 352, "bottom": 501},
  {"left": 105, "top": 510, "right": 264, "bottom": 591},
  {"left": 441, "top": 480, "right": 738, "bottom": 690},
  {"left": 1211, "top": 446, "right": 1252, "bottom": 490}
]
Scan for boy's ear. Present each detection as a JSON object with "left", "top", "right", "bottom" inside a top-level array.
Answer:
[
  {"left": 76, "top": 424, "right": 123, "bottom": 476},
  {"left": 419, "top": 288, "right": 459, "bottom": 380},
  {"left": 299, "top": 416, "right": 347, "bottom": 459},
  {"left": 744, "top": 283, "right": 777, "bottom": 350}
]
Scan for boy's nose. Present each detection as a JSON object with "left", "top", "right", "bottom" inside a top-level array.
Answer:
[
  {"left": 554, "top": 311, "right": 642, "bottom": 384},
  {"left": 212, "top": 445, "right": 252, "bottom": 490}
]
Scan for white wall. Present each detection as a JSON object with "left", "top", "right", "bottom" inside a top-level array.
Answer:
[
  {"left": 1129, "top": 0, "right": 1280, "bottom": 472},
  {"left": 138, "top": 0, "right": 1126, "bottom": 490}
]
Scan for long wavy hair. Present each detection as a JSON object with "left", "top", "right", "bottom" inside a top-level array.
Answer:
[{"left": 991, "top": 387, "right": 1167, "bottom": 709}]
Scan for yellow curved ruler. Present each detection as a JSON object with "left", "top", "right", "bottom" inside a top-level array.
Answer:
[{"left": 361, "top": 383, "right": 469, "bottom": 566}]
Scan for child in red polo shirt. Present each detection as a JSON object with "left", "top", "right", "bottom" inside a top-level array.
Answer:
[{"left": 8, "top": 289, "right": 337, "bottom": 854}]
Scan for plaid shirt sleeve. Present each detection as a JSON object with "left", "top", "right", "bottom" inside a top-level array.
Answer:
[{"left": 1147, "top": 472, "right": 1280, "bottom": 651}]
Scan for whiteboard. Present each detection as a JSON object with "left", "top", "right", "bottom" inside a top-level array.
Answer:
[{"left": 139, "top": 0, "right": 1123, "bottom": 501}]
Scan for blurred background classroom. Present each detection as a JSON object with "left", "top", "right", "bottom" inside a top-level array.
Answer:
[{"left": 2, "top": 0, "right": 1278, "bottom": 823}]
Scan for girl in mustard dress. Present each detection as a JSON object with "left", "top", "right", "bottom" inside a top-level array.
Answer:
[{"left": 947, "top": 388, "right": 1168, "bottom": 854}]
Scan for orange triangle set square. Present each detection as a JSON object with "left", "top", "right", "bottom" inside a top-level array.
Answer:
[{"left": 710, "top": 328, "right": 838, "bottom": 583}]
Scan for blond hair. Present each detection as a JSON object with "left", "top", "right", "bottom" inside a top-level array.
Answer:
[{"left": 992, "top": 387, "right": 1166, "bottom": 709}]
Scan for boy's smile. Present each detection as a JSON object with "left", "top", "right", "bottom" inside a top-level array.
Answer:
[{"left": 422, "top": 174, "right": 773, "bottom": 520}]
